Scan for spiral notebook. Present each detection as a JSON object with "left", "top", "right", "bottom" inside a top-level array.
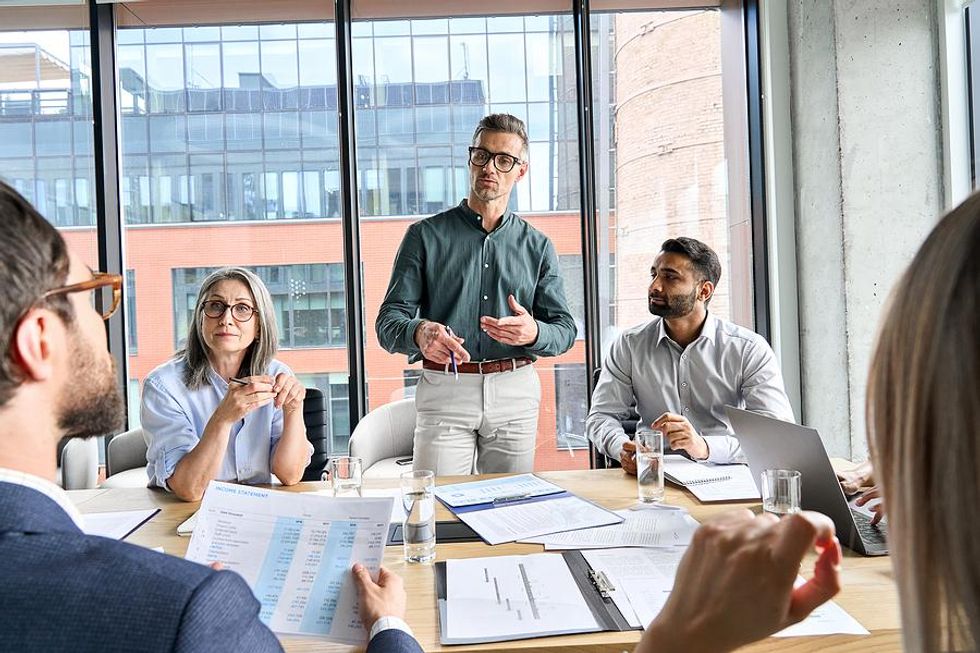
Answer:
[{"left": 663, "top": 455, "right": 760, "bottom": 502}]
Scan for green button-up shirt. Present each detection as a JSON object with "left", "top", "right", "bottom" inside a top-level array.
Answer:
[{"left": 377, "top": 200, "right": 576, "bottom": 363}]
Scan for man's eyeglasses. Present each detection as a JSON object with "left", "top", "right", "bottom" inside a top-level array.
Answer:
[
  {"left": 468, "top": 147, "right": 524, "bottom": 173},
  {"left": 42, "top": 272, "right": 123, "bottom": 321},
  {"left": 202, "top": 300, "right": 256, "bottom": 322}
]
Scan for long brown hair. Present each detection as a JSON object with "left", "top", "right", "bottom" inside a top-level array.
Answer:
[{"left": 868, "top": 192, "right": 980, "bottom": 652}]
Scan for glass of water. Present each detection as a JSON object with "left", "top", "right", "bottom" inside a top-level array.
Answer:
[
  {"left": 401, "top": 470, "right": 436, "bottom": 563},
  {"left": 325, "top": 456, "right": 362, "bottom": 497},
  {"left": 761, "top": 469, "right": 802, "bottom": 517},
  {"left": 635, "top": 431, "right": 665, "bottom": 503}
]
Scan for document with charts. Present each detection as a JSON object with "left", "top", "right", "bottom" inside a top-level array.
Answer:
[{"left": 185, "top": 481, "right": 392, "bottom": 644}]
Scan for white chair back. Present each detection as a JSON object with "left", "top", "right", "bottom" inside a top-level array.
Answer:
[{"left": 349, "top": 398, "right": 416, "bottom": 471}]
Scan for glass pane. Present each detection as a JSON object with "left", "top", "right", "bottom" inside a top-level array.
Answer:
[
  {"left": 592, "top": 9, "right": 749, "bottom": 364},
  {"left": 353, "top": 9, "right": 588, "bottom": 471},
  {"left": 116, "top": 4, "right": 350, "bottom": 457},
  {"left": 0, "top": 13, "right": 98, "bottom": 267}
]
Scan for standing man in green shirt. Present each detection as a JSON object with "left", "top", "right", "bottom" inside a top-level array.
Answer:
[{"left": 377, "top": 114, "right": 576, "bottom": 475}]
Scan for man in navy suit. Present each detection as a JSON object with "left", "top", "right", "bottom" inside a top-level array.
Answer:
[{"left": 0, "top": 180, "right": 422, "bottom": 653}]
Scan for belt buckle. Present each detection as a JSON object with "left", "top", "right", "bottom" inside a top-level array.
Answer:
[{"left": 477, "top": 360, "right": 487, "bottom": 374}]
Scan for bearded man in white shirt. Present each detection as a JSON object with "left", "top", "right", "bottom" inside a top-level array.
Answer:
[{"left": 587, "top": 237, "right": 794, "bottom": 473}]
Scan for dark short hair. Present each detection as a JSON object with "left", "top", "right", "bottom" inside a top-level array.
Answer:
[
  {"left": 0, "top": 181, "right": 73, "bottom": 407},
  {"left": 660, "top": 236, "right": 722, "bottom": 288},
  {"left": 472, "top": 113, "right": 529, "bottom": 157}
]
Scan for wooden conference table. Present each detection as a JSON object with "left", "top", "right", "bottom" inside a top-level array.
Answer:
[{"left": 68, "top": 469, "right": 901, "bottom": 653}]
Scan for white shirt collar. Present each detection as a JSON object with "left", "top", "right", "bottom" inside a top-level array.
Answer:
[{"left": 0, "top": 467, "right": 86, "bottom": 529}]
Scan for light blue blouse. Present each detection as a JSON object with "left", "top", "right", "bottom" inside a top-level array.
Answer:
[{"left": 142, "top": 357, "right": 311, "bottom": 489}]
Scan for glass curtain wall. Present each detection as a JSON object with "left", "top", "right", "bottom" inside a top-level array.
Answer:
[
  {"left": 114, "top": 1, "right": 351, "bottom": 456},
  {"left": 352, "top": 9, "right": 591, "bottom": 470},
  {"left": 0, "top": 5, "right": 97, "bottom": 268},
  {"left": 592, "top": 8, "right": 749, "bottom": 363}
]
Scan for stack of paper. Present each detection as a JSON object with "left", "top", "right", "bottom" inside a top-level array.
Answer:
[
  {"left": 663, "top": 455, "right": 760, "bottom": 502},
  {"left": 82, "top": 508, "right": 159, "bottom": 540},
  {"left": 518, "top": 509, "right": 698, "bottom": 550}
]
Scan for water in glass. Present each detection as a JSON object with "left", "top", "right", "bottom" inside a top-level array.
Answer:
[{"left": 401, "top": 470, "right": 436, "bottom": 563}]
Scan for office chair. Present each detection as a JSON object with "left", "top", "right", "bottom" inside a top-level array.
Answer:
[
  {"left": 348, "top": 398, "right": 416, "bottom": 479},
  {"left": 101, "top": 427, "right": 150, "bottom": 488}
]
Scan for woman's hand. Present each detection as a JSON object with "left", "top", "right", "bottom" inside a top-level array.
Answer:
[
  {"left": 273, "top": 373, "right": 306, "bottom": 414},
  {"left": 213, "top": 376, "right": 276, "bottom": 425}
]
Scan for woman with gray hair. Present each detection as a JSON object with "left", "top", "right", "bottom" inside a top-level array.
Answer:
[{"left": 142, "top": 267, "right": 312, "bottom": 501}]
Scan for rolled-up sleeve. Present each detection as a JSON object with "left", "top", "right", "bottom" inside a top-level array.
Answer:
[
  {"left": 142, "top": 377, "right": 200, "bottom": 490},
  {"left": 586, "top": 335, "right": 634, "bottom": 459}
]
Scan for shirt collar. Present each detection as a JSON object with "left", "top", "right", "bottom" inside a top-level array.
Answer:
[
  {"left": 458, "top": 199, "right": 512, "bottom": 231},
  {"left": 655, "top": 311, "right": 719, "bottom": 349},
  {"left": 0, "top": 467, "right": 85, "bottom": 529}
]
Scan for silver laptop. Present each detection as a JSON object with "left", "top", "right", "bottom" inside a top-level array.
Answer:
[{"left": 725, "top": 407, "right": 888, "bottom": 557}]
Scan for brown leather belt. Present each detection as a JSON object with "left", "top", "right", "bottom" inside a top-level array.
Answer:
[{"left": 422, "top": 357, "right": 533, "bottom": 375}]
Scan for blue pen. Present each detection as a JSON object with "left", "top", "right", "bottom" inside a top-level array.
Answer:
[{"left": 446, "top": 326, "right": 459, "bottom": 380}]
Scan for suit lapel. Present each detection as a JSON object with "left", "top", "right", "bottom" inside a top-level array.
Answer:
[{"left": 0, "top": 481, "right": 82, "bottom": 535}]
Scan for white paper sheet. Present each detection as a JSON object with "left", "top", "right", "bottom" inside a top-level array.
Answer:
[
  {"left": 82, "top": 508, "right": 158, "bottom": 540},
  {"left": 185, "top": 481, "right": 391, "bottom": 644},
  {"left": 685, "top": 464, "right": 760, "bottom": 502},
  {"left": 445, "top": 553, "right": 600, "bottom": 640},
  {"left": 457, "top": 495, "right": 622, "bottom": 545},
  {"left": 774, "top": 578, "right": 869, "bottom": 636},
  {"left": 581, "top": 547, "right": 686, "bottom": 628},
  {"left": 519, "top": 509, "right": 698, "bottom": 550},
  {"left": 434, "top": 474, "right": 564, "bottom": 507},
  {"left": 177, "top": 510, "right": 198, "bottom": 536},
  {"left": 307, "top": 487, "right": 407, "bottom": 523}
]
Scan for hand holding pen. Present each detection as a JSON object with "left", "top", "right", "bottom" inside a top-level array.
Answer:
[
  {"left": 216, "top": 375, "right": 276, "bottom": 424},
  {"left": 445, "top": 326, "right": 459, "bottom": 380},
  {"left": 413, "top": 320, "right": 470, "bottom": 365}
]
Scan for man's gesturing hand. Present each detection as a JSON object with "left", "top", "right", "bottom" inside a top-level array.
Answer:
[
  {"left": 414, "top": 320, "right": 470, "bottom": 365},
  {"left": 480, "top": 294, "right": 538, "bottom": 346}
]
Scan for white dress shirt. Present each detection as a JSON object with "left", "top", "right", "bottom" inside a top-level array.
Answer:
[
  {"left": 0, "top": 467, "right": 85, "bottom": 528},
  {"left": 587, "top": 313, "right": 795, "bottom": 464},
  {"left": 142, "top": 357, "right": 313, "bottom": 490},
  {"left": 369, "top": 615, "right": 414, "bottom": 640}
]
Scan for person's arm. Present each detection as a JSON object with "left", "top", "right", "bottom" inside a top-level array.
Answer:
[
  {"left": 636, "top": 510, "right": 842, "bottom": 653},
  {"left": 351, "top": 563, "right": 424, "bottom": 653},
  {"left": 167, "top": 376, "right": 276, "bottom": 502},
  {"left": 175, "top": 570, "right": 283, "bottom": 653},
  {"left": 523, "top": 239, "right": 577, "bottom": 357},
  {"left": 376, "top": 225, "right": 428, "bottom": 357},
  {"left": 837, "top": 459, "right": 874, "bottom": 495},
  {"left": 269, "top": 370, "right": 311, "bottom": 486},
  {"left": 585, "top": 336, "right": 635, "bottom": 465}
]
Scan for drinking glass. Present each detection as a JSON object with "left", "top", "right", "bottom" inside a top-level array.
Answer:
[
  {"left": 635, "top": 431, "right": 665, "bottom": 503},
  {"left": 401, "top": 470, "right": 436, "bottom": 563},
  {"left": 760, "top": 469, "right": 802, "bottom": 517},
  {"left": 325, "top": 456, "right": 362, "bottom": 497}
]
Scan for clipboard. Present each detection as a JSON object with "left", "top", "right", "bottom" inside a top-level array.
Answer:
[{"left": 433, "top": 551, "right": 638, "bottom": 645}]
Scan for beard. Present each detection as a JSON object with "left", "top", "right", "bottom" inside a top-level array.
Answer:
[
  {"left": 649, "top": 286, "right": 699, "bottom": 319},
  {"left": 470, "top": 175, "right": 507, "bottom": 203},
  {"left": 57, "top": 328, "right": 125, "bottom": 440}
]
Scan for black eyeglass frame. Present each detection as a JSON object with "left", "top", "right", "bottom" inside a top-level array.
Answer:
[
  {"left": 201, "top": 300, "right": 257, "bottom": 322},
  {"left": 467, "top": 146, "right": 525, "bottom": 173}
]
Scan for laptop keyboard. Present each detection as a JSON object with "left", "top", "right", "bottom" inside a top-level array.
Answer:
[{"left": 851, "top": 509, "right": 887, "bottom": 545}]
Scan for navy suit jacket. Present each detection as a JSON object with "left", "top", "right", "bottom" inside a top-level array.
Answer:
[{"left": 0, "top": 482, "right": 422, "bottom": 653}]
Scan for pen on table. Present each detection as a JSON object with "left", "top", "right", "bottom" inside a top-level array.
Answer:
[
  {"left": 229, "top": 377, "right": 249, "bottom": 386},
  {"left": 445, "top": 326, "right": 459, "bottom": 380},
  {"left": 492, "top": 493, "right": 530, "bottom": 505}
]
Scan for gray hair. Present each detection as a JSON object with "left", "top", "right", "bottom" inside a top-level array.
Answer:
[
  {"left": 472, "top": 113, "right": 529, "bottom": 159},
  {"left": 179, "top": 267, "right": 278, "bottom": 389}
]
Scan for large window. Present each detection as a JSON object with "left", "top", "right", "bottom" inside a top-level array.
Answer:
[
  {"left": 593, "top": 9, "right": 751, "bottom": 360},
  {"left": 354, "top": 11, "right": 589, "bottom": 472},
  {"left": 117, "top": 2, "right": 349, "bottom": 446},
  {"left": 0, "top": 7, "right": 98, "bottom": 269}
]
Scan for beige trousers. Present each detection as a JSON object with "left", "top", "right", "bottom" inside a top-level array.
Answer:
[{"left": 411, "top": 364, "right": 541, "bottom": 475}]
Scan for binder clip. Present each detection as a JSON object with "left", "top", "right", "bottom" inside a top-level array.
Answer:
[{"left": 588, "top": 569, "right": 616, "bottom": 599}]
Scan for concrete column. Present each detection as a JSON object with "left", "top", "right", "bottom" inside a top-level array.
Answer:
[{"left": 787, "top": 0, "right": 943, "bottom": 457}]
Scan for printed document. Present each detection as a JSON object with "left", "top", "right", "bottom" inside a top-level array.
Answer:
[
  {"left": 185, "top": 482, "right": 391, "bottom": 644},
  {"left": 434, "top": 474, "right": 564, "bottom": 507},
  {"left": 307, "top": 487, "right": 408, "bottom": 523},
  {"left": 82, "top": 508, "right": 158, "bottom": 540},
  {"left": 445, "top": 553, "right": 600, "bottom": 640},
  {"left": 519, "top": 509, "right": 698, "bottom": 550},
  {"left": 458, "top": 494, "right": 622, "bottom": 545}
]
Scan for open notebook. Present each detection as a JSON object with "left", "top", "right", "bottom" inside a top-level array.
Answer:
[{"left": 663, "top": 455, "right": 760, "bottom": 502}]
